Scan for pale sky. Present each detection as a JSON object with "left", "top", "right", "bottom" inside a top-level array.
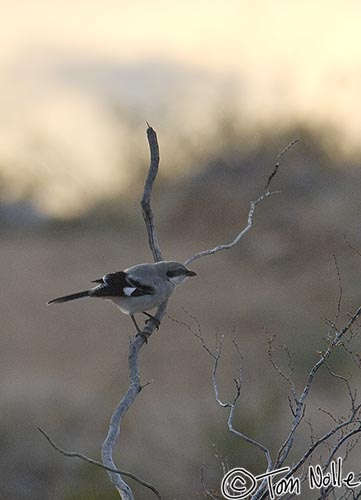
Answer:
[{"left": 1, "top": 1, "right": 360, "bottom": 216}]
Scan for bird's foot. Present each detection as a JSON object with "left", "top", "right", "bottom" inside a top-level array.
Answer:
[
  {"left": 136, "top": 332, "right": 150, "bottom": 344},
  {"left": 145, "top": 317, "right": 160, "bottom": 330},
  {"left": 143, "top": 312, "right": 160, "bottom": 330}
]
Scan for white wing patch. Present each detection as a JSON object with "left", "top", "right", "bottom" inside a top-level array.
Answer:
[{"left": 123, "top": 287, "right": 137, "bottom": 296}]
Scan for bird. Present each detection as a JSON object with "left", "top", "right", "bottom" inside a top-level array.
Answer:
[{"left": 47, "top": 261, "right": 196, "bottom": 334}]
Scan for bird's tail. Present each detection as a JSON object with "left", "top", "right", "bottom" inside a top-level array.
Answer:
[{"left": 47, "top": 290, "right": 90, "bottom": 305}]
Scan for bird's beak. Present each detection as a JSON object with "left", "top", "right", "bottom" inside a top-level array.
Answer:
[{"left": 185, "top": 269, "right": 197, "bottom": 277}]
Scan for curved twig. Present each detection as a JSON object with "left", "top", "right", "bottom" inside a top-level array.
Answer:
[
  {"left": 186, "top": 314, "right": 273, "bottom": 475},
  {"left": 184, "top": 139, "right": 299, "bottom": 266},
  {"left": 38, "top": 427, "right": 161, "bottom": 500}
]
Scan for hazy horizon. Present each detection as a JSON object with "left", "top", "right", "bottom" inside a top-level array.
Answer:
[{"left": 1, "top": 0, "right": 361, "bottom": 216}]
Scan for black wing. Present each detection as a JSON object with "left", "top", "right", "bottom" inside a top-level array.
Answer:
[{"left": 90, "top": 271, "right": 154, "bottom": 298}]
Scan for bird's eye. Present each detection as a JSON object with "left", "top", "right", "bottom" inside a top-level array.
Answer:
[{"left": 167, "top": 269, "right": 182, "bottom": 278}]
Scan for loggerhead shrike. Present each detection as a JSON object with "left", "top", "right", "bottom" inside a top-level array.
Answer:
[{"left": 47, "top": 261, "right": 196, "bottom": 333}]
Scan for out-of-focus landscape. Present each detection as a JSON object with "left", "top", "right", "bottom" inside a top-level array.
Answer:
[{"left": 1, "top": 1, "right": 361, "bottom": 499}]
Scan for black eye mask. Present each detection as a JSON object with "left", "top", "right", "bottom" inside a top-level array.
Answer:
[{"left": 166, "top": 269, "right": 184, "bottom": 278}]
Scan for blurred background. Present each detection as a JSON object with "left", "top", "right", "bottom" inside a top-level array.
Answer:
[{"left": 1, "top": 1, "right": 361, "bottom": 498}]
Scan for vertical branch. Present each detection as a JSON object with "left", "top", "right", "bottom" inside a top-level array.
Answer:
[
  {"left": 101, "top": 318, "right": 166, "bottom": 500},
  {"left": 101, "top": 336, "right": 143, "bottom": 500},
  {"left": 101, "top": 124, "right": 166, "bottom": 499},
  {"left": 141, "top": 124, "right": 163, "bottom": 262}
]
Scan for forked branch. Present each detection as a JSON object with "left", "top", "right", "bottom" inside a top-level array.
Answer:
[
  {"left": 38, "top": 427, "right": 161, "bottom": 499},
  {"left": 41, "top": 128, "right": 299, "bottom": 500},
  {"left": 253, "top": 303, "right": 361, "bottom": 500},
  {"left": 184, "top": 139, "right": 299, "bottom": 266},
  {"left": 40, "top": 124, "right": 164, "bottom": 500}
]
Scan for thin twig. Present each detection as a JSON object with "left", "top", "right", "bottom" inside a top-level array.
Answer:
[
  {"left": 344, "top": 236, "right": 361, "bottom": 259},
  {"left": 324, "top": 426, "right": 361, "bottom": 470},
  {"left": 254, "top": 306, "right": 361, "bottom": 500},
  {"left": 264, "top": 139, "right": 299, "bottom": 191},
  {"left": 189, "top": 319, "right": 273, "bottom": 472},
  {"left": 267, "top": 333, "right": 296, "bottom": 403},
  {"left": 275, "top": 304, "right": 361, "bottom": 470},
  {"left": 38, "top": 427, "right": 161, "bottom": 500},
  {"left": 184, "top": 139, "right": 299, "bottom": 266},
  {"left": 282, "top": 415, "right": 361, "bottom": 480},
  {"left": 325, "top": 363, "right": 356, "bottom": 414},
  {"left": 200, "top": 464, "right": 219, "bottom": 500},
  {"left": 333, "top": 254, "right": 343, "bottom": 327}
]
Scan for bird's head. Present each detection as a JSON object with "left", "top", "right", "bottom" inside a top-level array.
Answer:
[{"left": 160, "top": 261, "right": 197, "bottom": 286}]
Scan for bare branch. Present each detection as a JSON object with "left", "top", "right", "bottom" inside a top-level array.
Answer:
[
  {"left": 170, "top": 307, "right": 219, "bottom": 360},
  {"left": 264, "top": 139, "right": 299, "bottom": 191},
  {"left": 318, "top": 406, "right": 339, "bottom": 425},
  {"left": 305, "top": 417, "right": 316, "bottom": 445},
  {"left": 187, "top": 316, "right": 273, "bottom": 472},
  {"left": 319, "top": 425, "right": 361, "bottom": 499},
  {"left": 283, "top": 415, "right": 361, "bottom": 479},
  {"left": 38, "top": 427, "right": 161, "bottom": 500},
  {"left": 141, "top": 124, "right": 163, "bottom": 262},
  {"left": 200, "top": 464, "right": 219, "bottom": 500},
  {"left": 254, "top": 304, "right": 361, "bottom": 498},
  {"left": 339, "top": 336, "right": 361, "bottom": 369},
  {"left": 184, "top": 139, "right": 299, "bottom": 266},
  {"left": 275, "top": 303, "right": 361, "bottom": 469},
  {"left": 101, "top": 124, "right": 166, "bottom": 499},
  {"left": 267, "top": 332, "right": 296, "bottom": 403},
  {"left": 325, "top": 426, "right": 361, "bottom": 470},
  {"left": 333, "top": 254, "right": 343, "bottom": 327},
  {"left": 324, "top": 363, "right": 356, "bottom": 414},
  {"left": 101, "top": 302, "right": 167, "bottom": 499},
  {"left": 344, "top": 235, "right": 361, "bottom": 259},
  {"left": 212, "top": 442, "right": 229, "bottom": 477}
]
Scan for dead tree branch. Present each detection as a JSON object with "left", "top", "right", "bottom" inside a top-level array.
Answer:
[
  {"left": 181, "top": 193, "right": 361, "bottom": 500},
  {"left": 267, "top": 332, "right": 297, "bottom": 406},
  {"left": 188, "top": 315, "right": 273, "bottom": 472},
  {"left": 184, "top": 139, "right": 299, "bottom": 266},
  {"left": 101, "top": 124, "right": 166, "bottom": 499},
  {"left": 40, "top": 124, "right": 165, "bottom": 500},
  {"left": 38, "top": 427, "right": 161, "bottom": 500},
  {"left": 141, "top": 124, "right": 163, "bottom": 263},
  {"left": 251, "top": 303, "right": 361, "bottom": 500},
  {"left": 42, "top": 129, "right": 300, "bottom": 499},
  {"left": 275, "top": 304, "right": 361, "bottom": 471}
]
